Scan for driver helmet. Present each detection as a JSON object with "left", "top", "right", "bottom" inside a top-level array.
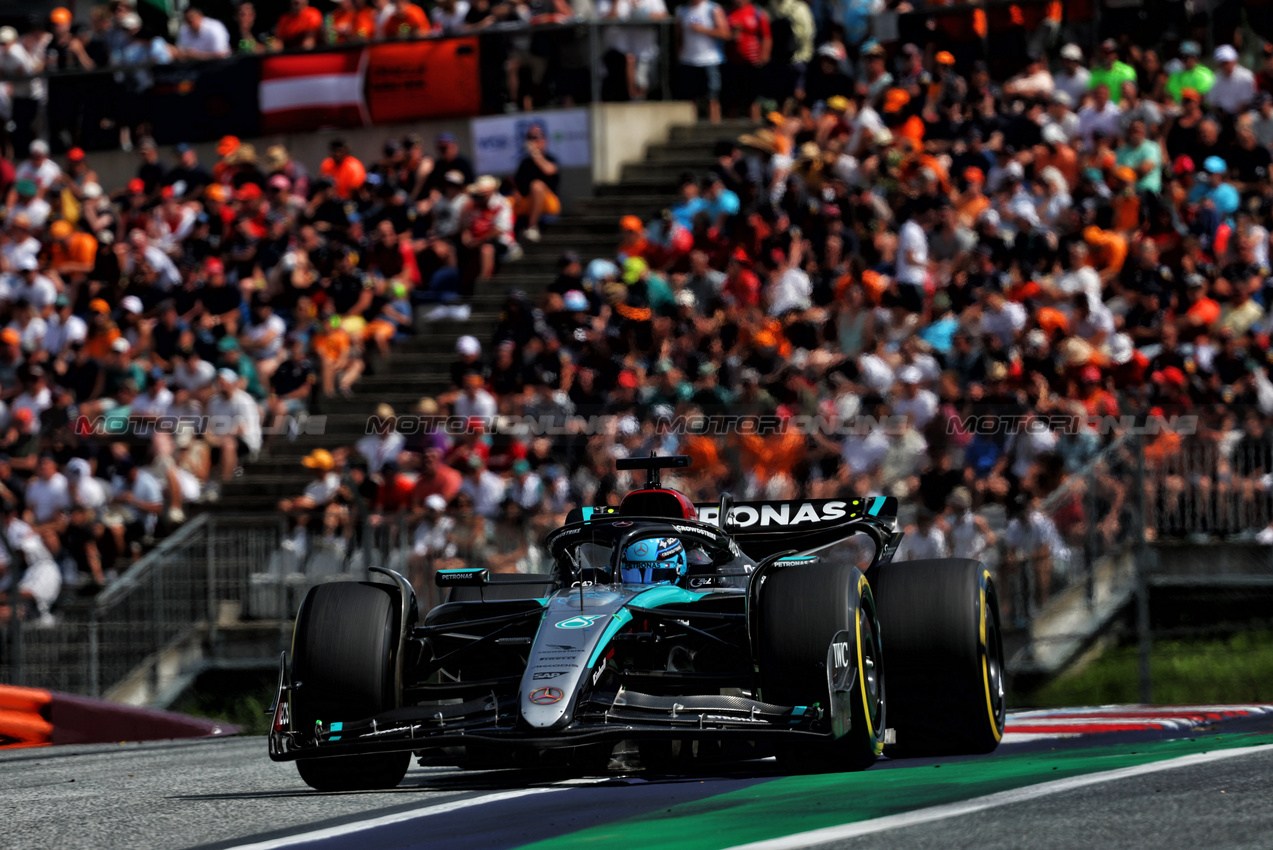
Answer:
[{"left": 620, "top": 537, "right": 687, "bottom": 585}]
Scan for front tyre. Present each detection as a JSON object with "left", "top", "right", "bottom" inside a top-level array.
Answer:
[
  {"left": 758, "top": 563, "right": 884, "bottom": 773},
  {"left": 291, "top": 581, "right": 410, "bottom": 791},
  {"left": 869, "top": 558, "right": 1006, "bottom": 757}
]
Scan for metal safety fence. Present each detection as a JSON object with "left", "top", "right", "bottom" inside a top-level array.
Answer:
[{"left": 7, "top": 426, "right": 1273, "bottom": 695}]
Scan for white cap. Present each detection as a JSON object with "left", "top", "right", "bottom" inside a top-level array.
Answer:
[
  {"left": 121, "top": 12, "right": 142, "bottom": 30},
  {"left": 899, "top": 366, "right": 922, "bottom": 385},
  {"left": 1039, "top": 165, "right": 1067, "bottom": 191},
  {"left": 82, "top": 182, "right": 103, "bottom": 199},
  {"left": 456, "top": 335, "right": 481, "bottom": 357},
  {"left": 1108, "top": 333, "right": 1134, "bottom": 365},
  {"left": 1051, "top": 90, "right": 1073, "bottom": 107},
  {"left": 1025, "top": 329, "right": 1048, "bottom": 350},
  {"left": 17, "top": 255, "right": 38, "bottom": 271},
  {"left": 0, "top": 27, "right": 16, "bottom": 45},
  {"left": 1215, "top": 44, "right": 1239, "bottom": 63},
  {"left": 66, "top": 458, "right": 91, "bottom": 479},
  {"left": 218, "top": 367, "right": 238, "bottom": 383},
  {"left": 1004, "top": 161, "right": 1025, "bottom": 181},
  {"left": 111, "top": 337, "right": 131, "bottom": 353},
  {"left": 121, "top": 295, "right": 143, "bottom": 314},
  {"left": 425, "top": 494, "right": 447, "bottom": 511},
  {"left": 1041, "top": 123, "right": 1067, "bottom": 146},
  {"left": 618, "top": 414, "right": 640, "bottom": 436},
  {"left": 29, "top": 140, "right": 49, "bottom": 157},
  {"left": 1060, "top": 43, "right": 1083, "bottom": 61}
]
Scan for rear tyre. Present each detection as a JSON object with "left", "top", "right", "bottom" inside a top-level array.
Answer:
[
  {"left": 868, "top": 558, "right": 1006, "bottom": 757},
  {"left": 758, "top": 563, "right": 884, "bottom": 773},
  {"left": 291, "top": 581, "right": 410, "bottom": 791}
]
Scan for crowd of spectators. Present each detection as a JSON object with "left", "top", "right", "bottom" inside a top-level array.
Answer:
[
  {"left": 273, "top": 31, "right": 1273, "bottom": 624},
  {"left": 11, "top": 2, "right": 1273, "bottom": 629},
  {"left": 0, "top": 109, "right": 567, "bottom": 625}
]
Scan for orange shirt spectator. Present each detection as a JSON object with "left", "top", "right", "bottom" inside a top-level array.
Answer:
[
  {"left": 1035, "top": 141, "right": 1079, "bottom": 189},
  {"left": 84, "top": 327, "right": 121, "bottom": 360},
  {"left": 381, "top": 2, "right": 430, "bottom": 39},
  {"left": 320, "top": 141, "right": 366, "bottom": 199},
  {"left": 49, "top": 221, "right": 97, "bottom": 274},
  {"left": 314, "top": 323, "right": 351, "bottom": 363},
  {"left": 412, "top": 460, "right": 463, "bottom": 505},
  {"left": 331, "top": 4, "right": 376, "bottom": 41},
  {"left": 275, "top": 0, "right": 324, "bottom": 48},
  {"left": 1083, "top": 226, "right": 1128, "bottom": 278},
  {"left": 740, "top": 427, "right": 805, "bottom": 485},
  {"left": 956, "top": 170, "right": 990, "bottom": 228}
]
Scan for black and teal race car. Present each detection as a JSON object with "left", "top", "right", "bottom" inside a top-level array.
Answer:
[{"left": 268, "top": 455, "right": 1006, "bottom": 791}]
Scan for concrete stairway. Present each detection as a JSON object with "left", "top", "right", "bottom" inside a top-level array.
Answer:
[{"left": 199, "top": 120, "right": 760, "bottom": 514}]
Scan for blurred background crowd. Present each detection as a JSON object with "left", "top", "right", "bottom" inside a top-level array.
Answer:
[{"left": 5, "top": 0, "right": 1273, "bottom": 630}]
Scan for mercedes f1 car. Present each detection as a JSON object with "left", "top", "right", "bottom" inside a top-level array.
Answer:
[{"left": 268, "top": 455, "right": 1006, "bottom": 791}]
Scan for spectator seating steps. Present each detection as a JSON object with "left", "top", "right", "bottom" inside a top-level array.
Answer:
[
  {"left": 201, "top": 120, "right": 755, "bottom": 517},
  {"left": 667, "top": 120, "right": 761, "bottom": 143},
  {"left": 620, "top": 161, "right": 732, "bottom": 182},
  {"left": 574, "top": 195, "right": 679, "bottom": 215},
  {"left": 595, "top": 179, "right": 683, "bottom": 195}
]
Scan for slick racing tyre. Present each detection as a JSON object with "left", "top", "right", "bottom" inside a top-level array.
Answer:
[
  {"left": 291, "top": 581, "right": 410, "bottom": 791},
  {"left": 759, "top": 562, "right": 884, "bottom": 773},
  {"left": 868, "top": 558, "right": 1006, "bottom": 757}
]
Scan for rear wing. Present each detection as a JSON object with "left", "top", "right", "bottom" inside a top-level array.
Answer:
[
  {"left": 558, "top": 498, "right": 900, "bottom": 563},
  {"left": 691, "top": 498, "right": 897, "bottom": 530},
  {"left": 693, "top": 497, "right": 900, "bottom": 562}
]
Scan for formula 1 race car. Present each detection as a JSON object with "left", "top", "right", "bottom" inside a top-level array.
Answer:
[{"left": 268, "top": 455, "right": 1006, "bottom": 791}]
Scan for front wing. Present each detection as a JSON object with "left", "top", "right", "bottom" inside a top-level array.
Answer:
[{"left": 267, "top": 652, "right": 834, "bottom": 761}]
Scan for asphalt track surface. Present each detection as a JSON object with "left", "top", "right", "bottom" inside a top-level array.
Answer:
[{"left": 4, "top": 713, "right": 1273, "bottom": 850}]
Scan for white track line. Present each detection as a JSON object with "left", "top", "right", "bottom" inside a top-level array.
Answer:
[
  {"left": 724, "top": 743, "right": 1273, "bottom": 850},
  {"left": 226, "top": 786, "right": 567, "bottom": 849}
]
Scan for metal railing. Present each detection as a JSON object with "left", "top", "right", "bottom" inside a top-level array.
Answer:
[{"left": 6, "top": 425, "right": 1273, "bottom": 695}]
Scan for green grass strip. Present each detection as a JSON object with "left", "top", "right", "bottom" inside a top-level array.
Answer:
[
  {"left": 518, "top": 732, "right": 1273, "bottom": 850},
  {"left": 1022, "top": 630, "right": 1273, "bottom": 708}
]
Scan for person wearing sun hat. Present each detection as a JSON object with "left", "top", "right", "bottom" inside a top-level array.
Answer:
[
  {"left": 12, "top": 179, "right": 51, "bottom": 229},
  {"left": 205, "top": 365, "right": 262, "bottom": 490},
  {"left": 1209, "top": 44, "right": 1256, "bottom": 114},
  {"left": 458, "top": 174, "right": 517, "bottom": 281},
  {"left": 48, "top": 218, "right": 97, "bottom": 277},
  {"left": 278, "top": 449, "right": 341, "bottom": 513},
  {"left": 1188, "top": 156, "right": 1240, "bottom": 234},
  {"left": 1054, "top": 44, "right": 1090, "bottom": 104}
]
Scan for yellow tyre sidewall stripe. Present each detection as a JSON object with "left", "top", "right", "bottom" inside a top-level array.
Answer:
[
  {"left": 856, "top": 573, "right": 883, "bottom": 755},
  {"left": 980, "top": 568, "right": 1003, "bottom": 742}
]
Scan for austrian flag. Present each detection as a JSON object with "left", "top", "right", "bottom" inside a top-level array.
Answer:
[{"left": 259, "top": 51, "right": 368, "bottom": 135}]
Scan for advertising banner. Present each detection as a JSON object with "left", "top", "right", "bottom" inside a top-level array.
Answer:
[
  {"left": 260, "top": 51, "right": 368, "bottom": 135},
  {"left": 471, "top": 108, "right": 591, "bottom": 177},
  {"left": 365, "top": 39, "right": 482, "bottom": 125}
]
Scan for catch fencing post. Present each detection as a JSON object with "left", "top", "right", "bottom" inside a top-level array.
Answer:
[
  {"left": 88, "top": 613, "right": 100, "bottom": 698},
  {"left": 589, "top": 22, "right": 602, "bottom": 106},
  {"left": 1134, "top": 434, "right": 1153, "bottom": 703}
]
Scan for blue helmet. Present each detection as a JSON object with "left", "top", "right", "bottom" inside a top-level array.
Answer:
[{"left": 620, "top": 537, "right": 687, "bottom": 585}]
